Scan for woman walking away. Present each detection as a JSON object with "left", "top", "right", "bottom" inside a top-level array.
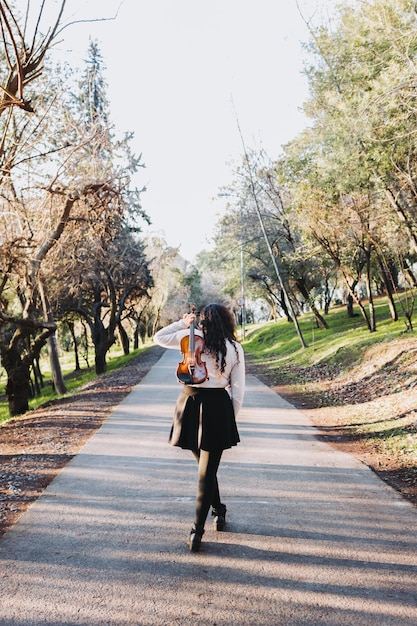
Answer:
[{"left": 154, "top": 303, "right": 245, "bottom": 553}]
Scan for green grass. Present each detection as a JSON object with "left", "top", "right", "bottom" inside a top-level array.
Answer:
[
  {"left": 243, "top": 296, "right": 415, "bottom": 374},
  {"left": 243, "top": 295, "right": 417, "bottom": 480},
  {"left": 0, "top": 344, "right": 154, "bottom": 425},
  {"left": 1, "top": 298, "right": 416, "bottom": 494}
]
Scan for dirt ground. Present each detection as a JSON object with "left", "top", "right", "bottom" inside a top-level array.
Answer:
[
  {"left": 0, "top": 342, "right": 415, "bottom": 539},
  {"left": 248, "top": 335, "right": 417, "bottom": 509},
  {"left": 0, "top": 346, "right": 165, "bottom": 538},
  {"left": 264, "top": 381, "right": 417, "bottom": 506}
]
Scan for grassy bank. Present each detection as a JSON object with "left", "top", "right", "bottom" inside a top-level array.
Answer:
[
  {"left": 0, "top": 344, "right": 155, "bottom": 425},
  {"left": 243, "top": 297, "right": 414, "bottom": 374},
  {"left": 243, "top": 296, "right": 417, "bottom": 503}
]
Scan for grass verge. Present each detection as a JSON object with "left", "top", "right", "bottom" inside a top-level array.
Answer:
[
  {"left": 0, "top": 345, "right": 155, "bottom": 425},
  {"left": 243, "top": 296, "right": 417, "bottom": 503}
]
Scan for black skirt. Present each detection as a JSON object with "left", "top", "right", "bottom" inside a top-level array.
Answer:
[{"left": 169, "top": 386, "right": 240, "bottom": 452}]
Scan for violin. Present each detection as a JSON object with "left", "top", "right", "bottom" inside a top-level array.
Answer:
[{"left": 176, "top": 306, "right": 208, "bottom": 384}]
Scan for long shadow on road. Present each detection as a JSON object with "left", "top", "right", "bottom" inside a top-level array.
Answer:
[{"left": 0, "top": 349, "right": 416, "bottom": 626}]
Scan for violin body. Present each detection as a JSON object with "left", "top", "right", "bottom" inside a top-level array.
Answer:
[{"left": 177, "top": 308, "right": 208, "bottom": 385}]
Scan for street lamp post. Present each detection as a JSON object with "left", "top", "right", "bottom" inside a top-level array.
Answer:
[
  {"left": 240, "top": 238, "right": 246, "bottom": 340},
  {"left": 235, "top": 112, "right": 307, "bottom": 349}
]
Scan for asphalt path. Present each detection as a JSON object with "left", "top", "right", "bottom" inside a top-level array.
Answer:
[{"left": 0, "top": 349, "right": 416, "bottom": 625}]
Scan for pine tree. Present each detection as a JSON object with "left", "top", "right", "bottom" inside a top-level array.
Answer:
[{"left": 80, "top": 39, "right": 110, "bottom": 129}]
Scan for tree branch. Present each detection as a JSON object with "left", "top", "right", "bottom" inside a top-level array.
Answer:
[{"left": 0, "top": 309, "right": 56, "bottom": 330}]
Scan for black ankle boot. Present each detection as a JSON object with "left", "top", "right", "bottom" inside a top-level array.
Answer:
[
  {"left": 212, "top": 504, "right": 227, "bottom": 531},
  {"left": 188, "top": 524, "right": 204, "bottom": 552}
]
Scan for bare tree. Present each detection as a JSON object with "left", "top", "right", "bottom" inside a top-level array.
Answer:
[{"left": 0, "top": 5, "right": 150, "bottom": 413}]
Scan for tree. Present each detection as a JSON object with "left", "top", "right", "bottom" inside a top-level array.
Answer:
[
  {"left": 0, "top": 7, "right": 149, "bottom": 413},
  {"left": 0, "top": 177, "right": 115, "bottom": 414},
  {"left": 0, "top": 1, "right": 66, "bottom": 117},
  {"left": 278, "top": 0, "right": 417, "bottom": 331},
  {"left": 47, "top": 40, "right": 151, "bottom": 374},
  {"left": 0, "top": 4, "right": 66, "bottom": 411}
]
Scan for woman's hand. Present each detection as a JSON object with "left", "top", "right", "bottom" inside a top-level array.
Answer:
[{"left": 182, "top": 312, "right": 196, "bottom": 327}]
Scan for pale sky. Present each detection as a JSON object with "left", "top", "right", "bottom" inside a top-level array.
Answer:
[{"left": 46, "top": 0, "right": 333, "bottom": 261}]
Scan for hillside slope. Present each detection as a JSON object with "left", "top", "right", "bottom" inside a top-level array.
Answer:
[{"left": 247, "top": 335, "right": 417, "bottom": 506}]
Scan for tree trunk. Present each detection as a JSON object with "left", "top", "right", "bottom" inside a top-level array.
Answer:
[
  {"left": 365, "top": 250, "right": 376, "bottom": 332},
  {"left": 67, "top": 320, "right": 81, "bottom": 371},
  {"left": 323, "top": 277, "right": 334, "bottom": 315},
  {"left": 39, "top": 280, "right": 67, "bottom": 394},
  {"left": 377, "top": 257, "right": 398, "bottom": 322},
  {"left": 81, "top": 322, "right": 90, "bottom": 368},
  {"left": 405, "top": 312, "right": 414, "bottom": 332},
  {"left": 346, "top": 293, "right": 355, "bottom": 317},
  {"left": 95, "top": 345, "right": 107, "bottom": 375},
  {"left": 91, "top": 319, "right": 116, "bottom": 375},
  {"left": 339, "top": 269, "right": 372, "bottom": 330},
  {"left": 47, "top": 331, "right": 67, "bottom": 393},
  {"left": 295, "top": 279, "right": 329, "bottom": 330},
  {"left": 92, "top": 322, "right": 108, "bottom": 374},
  {"left": 118, "top": 322, "right": 130, "bottom": 355},
  {"left": 133, "top": 325, "right": 139, "bottom": 350},
  {"left": 278, "top": 289, "right": 292, "bottom": 322},
  {"left": 31, "top": 357, "right": 43, "bottom": 395},
  {"left": 3, "top": 346, "right": 31, "bottom": 416},
  {"left": 90, "top": 298, "right": 116, "bottom": 375},
  {"left": 346, "top": 277, "right": 359, "bottom": 317}
]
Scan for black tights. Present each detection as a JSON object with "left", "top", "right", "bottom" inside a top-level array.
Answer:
[{"left": 191, "top": 449, "right": 223, "bottom": 529}]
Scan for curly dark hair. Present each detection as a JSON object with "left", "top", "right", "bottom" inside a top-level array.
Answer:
[{"left": 199, "top": 303, "right": 240, "bottom": 373}]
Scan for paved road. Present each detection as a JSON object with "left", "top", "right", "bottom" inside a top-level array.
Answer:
[{"left": 0, "top": 349, "right": 416, "bottom": 626}]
